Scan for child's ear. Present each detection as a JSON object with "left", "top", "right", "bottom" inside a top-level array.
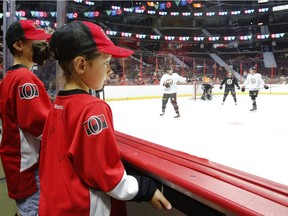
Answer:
[
  {"left": 13, "top": 41, "right": 23, "bottom": 51},
  {"left": 73, "top": 56, "right": 86, "bottom": 75}
]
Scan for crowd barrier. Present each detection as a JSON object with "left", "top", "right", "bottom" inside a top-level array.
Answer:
[{"left": 116, "top": 131, "right": 288, "bottom": 215}]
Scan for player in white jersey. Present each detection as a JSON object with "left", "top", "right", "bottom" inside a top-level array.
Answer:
[
  {"left": 159, "top": 66, "right": 191, "bottom": 118},
  {"left": 241, "top": 66, "right": 269, "bottom": 111}
]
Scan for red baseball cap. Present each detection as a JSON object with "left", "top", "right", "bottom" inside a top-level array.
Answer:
[
  {"left": 5, "top": 19, "right": 51, "bottom": 47},
  {"left": 49, "top": 21, "right": 134, "bottom": 61}
]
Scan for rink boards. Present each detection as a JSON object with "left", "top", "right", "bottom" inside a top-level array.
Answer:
[{"left": 115, "top": 131, "right": 288, "bottom": 216}]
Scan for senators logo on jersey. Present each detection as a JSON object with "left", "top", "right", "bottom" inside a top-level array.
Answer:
[
  {"left": 83, "top": 114, "right": 108, "bottom": 136},
  {"left": 18, "top": 83, "right": 39, "bottom": 99}
]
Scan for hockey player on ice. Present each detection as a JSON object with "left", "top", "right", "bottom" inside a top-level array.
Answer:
[
  {"left": 201, "top": 83, "right": 214, "bottom": 100},
  {"left": 220, "top": 70, "right": 240, "bottom": 105},
  {"left": 159, "top": 65, "right": 191, "bottom": 118},
  {"left": 241, "top": 66, "right": 269, "bottom": 111}
]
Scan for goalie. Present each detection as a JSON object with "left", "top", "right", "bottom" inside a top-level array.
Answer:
[{"left": 201, "top": 82, "right": 214, "bottom": 100}]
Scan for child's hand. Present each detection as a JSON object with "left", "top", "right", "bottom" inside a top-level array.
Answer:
[{"left": 150, "top": 189, "right": 172, "bottom": 210}]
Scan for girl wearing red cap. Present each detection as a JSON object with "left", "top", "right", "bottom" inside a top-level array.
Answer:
[
  {"left": 0, "top": 19, "right": 52, "bottom": 216},
  {"left": 39, "top": 21, "right": 172, "bottom": 216}
]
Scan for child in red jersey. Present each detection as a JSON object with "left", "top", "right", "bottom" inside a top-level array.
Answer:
[
  {"left": 39, "top": 21, "right": 172, "bottom": 216},
  {"left": 0, "top": 20, "right": 52, "bottom": 216}
]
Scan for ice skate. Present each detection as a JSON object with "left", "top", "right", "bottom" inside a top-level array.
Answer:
[
  {"left": 160, "top": 112, "right": 165, "bottom": 116},
  {"left": 174, "top": 113, "right": 180, "bottom": 118},
  {"left": 221, "top": 102, "right": 224, "bottom": 105},
  {"left": 235, "top": 102, "right": 237, "bottom": 105},
  {"left": 250, "top": 104, "right": 257, "bottom": 111}
]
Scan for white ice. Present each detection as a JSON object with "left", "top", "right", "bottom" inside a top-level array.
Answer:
[{"left": 108, "top": 94, "right": 288, "bottom": 186}]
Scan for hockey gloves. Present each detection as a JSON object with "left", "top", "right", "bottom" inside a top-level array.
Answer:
[
  {"left": 219, "top": 85, "right": 223, "bottom": 90},
  {"left": 237, "top": 86, "right": 241, "bottom": 90},
  {"left": 241, "top": 86, "right": 245, "bottom": 92},
  {"left": 264, "top": 85, "right": 269, "bottom": 89}
]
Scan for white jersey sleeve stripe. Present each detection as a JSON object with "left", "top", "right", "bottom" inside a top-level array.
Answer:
[{"left": 107, "top": 171, "right": 138, "bottom": 200}]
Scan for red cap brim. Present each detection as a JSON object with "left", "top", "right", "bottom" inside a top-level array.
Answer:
[{"left": 98, "top": 45, "right": 134, "bottom": 58}]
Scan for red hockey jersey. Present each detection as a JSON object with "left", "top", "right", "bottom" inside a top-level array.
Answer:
[
  {"left": 0, "top": 64, "right": 51, "bottom": 199},
  {"left": 39, "top": 89, "right": 136, "bottom": 216}
]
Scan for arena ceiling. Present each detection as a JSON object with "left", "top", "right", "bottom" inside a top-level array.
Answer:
[{"left": 1, "top": 1, "right": 288, "bottom": 57}]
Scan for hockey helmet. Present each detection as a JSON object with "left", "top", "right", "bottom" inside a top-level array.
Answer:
[
  {"left": 164, "top": 65, "right": 173, "bottom": 74},
  {"left": 249, "top": 66, "right": 257, "bottom": 72},
  {"left": 164, "top": 65, "right": 173, "bottom": 71}
]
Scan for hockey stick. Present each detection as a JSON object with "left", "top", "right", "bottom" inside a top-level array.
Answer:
[{"left": 240, "top": 85, "right": 280, "bottom": 90}]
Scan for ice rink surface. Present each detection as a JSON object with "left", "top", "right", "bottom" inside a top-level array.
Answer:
[{"left": 108, "top": 94, "right": 288, "bottom": 186}]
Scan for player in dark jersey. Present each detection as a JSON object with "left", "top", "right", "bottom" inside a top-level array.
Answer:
[
  {"left": 220, "top": 71, "right": 240, "bottom": 105},
  {"left": 201, "top": 83, "right": 214, "bottom": 100},
  {"left": 39, "top": 21, "right": 172, "bottom": 216},
  {"left": 0, "top": 20, "right": 52, "bottom": 216}
]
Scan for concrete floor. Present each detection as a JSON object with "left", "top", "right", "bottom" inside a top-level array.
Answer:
[{"left": 0, "top": 160, "right": 17, "bottom": 216}]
